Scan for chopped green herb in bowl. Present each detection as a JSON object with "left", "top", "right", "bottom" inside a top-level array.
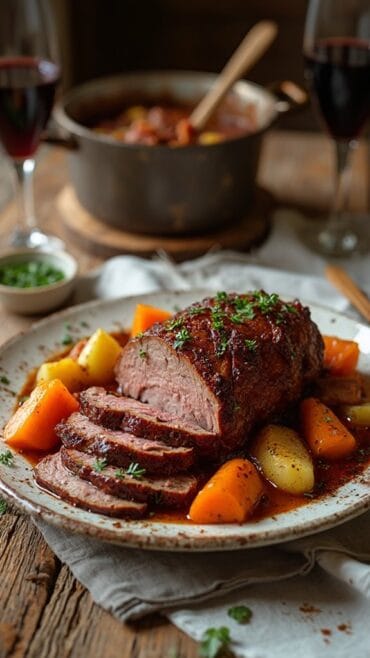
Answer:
[{"left": 0, "top": 260, "right": 65, "bottom": 288}]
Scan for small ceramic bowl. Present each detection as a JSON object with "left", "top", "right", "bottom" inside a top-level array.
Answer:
[{"left": 0, "top": 249, "right": 78, "bottom": 315}]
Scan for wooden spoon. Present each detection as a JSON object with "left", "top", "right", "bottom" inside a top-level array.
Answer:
[
  {"left": 189, "top": 21, "right": 278, "bottom": 132},
  {"left": 325, "top": 265, "right": 370, "bottom": 323}
]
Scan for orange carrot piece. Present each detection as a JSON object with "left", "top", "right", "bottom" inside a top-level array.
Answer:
[
  {"left": 131, "top": 304, "right": 172, "bottom": 337},
  {"left": 323, "top": 335, "right": 360, "bottom": 376},
  {"left": 300, "top": 397, "right": 356, "bottom": 460},
  {"left": 4, "top": 379, "right": 79, "bottom": 451},
  {"left": 189, "top": 458, "right": 264, "bottom": 524}
]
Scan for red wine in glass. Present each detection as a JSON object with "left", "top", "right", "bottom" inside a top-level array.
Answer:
[
  {"left": 304, "top": 37, "right": 370, "bottom": 140},
  {"left": 0, "top": 57, "right": 60, "bottom": 160}
]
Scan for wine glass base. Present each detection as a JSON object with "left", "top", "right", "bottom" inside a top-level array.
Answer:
[
  {"left": 9, "top": 228, "right": 65, "bottom": 252},
  {"left": 300, "top": 217, "right": 369, "bottom": 258}
]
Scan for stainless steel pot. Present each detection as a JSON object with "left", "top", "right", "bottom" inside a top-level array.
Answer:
[{"left": 53, "top": 71, "right": 306, "bottom": 235}]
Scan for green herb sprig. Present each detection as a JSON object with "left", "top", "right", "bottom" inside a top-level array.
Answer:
[
  {"left": 125, "top": 462, "right": 146, "bottom": 479},
  {"left": 244, "top": 339, "right": 257, "bottom": 352},
  {"left": 173, "top": 328, "right": 191, "bottom": 350},
  {"left": 0, "top": 260, "right": 65, "bottom": 289},
  {"left": 199, "top": 627, "right": 232, "bottom": 658},
  {"left": 227, "top": 605, "right": 252, "bottom": 624},
  {"left": 0, "top": 498, "right": 8, "bottom": 515},
  {"left": 93, "top": 458, "right": 108, "bottom": 472},
  {"left": 0, "top": 450, "right": 14, "bottom": 467}
]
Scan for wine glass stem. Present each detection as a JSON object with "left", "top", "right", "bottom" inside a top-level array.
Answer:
[
  {"left": 14, "top": 158, "right": 37, "bottom": 233},
  {"left": 328, "top": 140, "right": 353, "bottom": 235}
]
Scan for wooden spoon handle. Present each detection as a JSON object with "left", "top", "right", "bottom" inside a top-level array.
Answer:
[
  {"left": 189, "top": 21, "right": 278, "bottom": 132},
  {"left": 325, "top": 265, "right": 370, "bottom": 323}
]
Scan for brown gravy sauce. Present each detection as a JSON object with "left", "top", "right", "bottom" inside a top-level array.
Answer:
[{"left": 13, "top": 333, "right": 370, "bottom": 525}]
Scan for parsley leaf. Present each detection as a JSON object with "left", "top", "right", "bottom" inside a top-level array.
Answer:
[
  {"left": 125, "top": 462, "right": 146, "bottom": 479},
  {"left": 165, "top": 317, "right": 184, "bottom": 331},
  {"left": 0, "top": 497, "right": 8, "bottom": 515},
  {"left": 0, "top": 450, "right": 14, "bottom": 467},
  {"left": 114, "top": 468, "right": 126, "bottom": 479},
  {"left": 139, "top": 349, "right": 147, "bottom": 360},
  {"left": 227, "top": 605, "right": 252, "bottom": 624},
  {"left": 216, "top": 334, "right": 229, "bottom": 357},
  {"left": 61, "top": 334, "right": 73, "bottom": 346},
  {"left": 216, "top": 291, "right": 228, "bottom": 303},
  {"left": 188, "top": 306, "right": 205, "bottom": 316},
  {"left": 173, "top": 328, "right": 191, "bottom": 350},
  {"left": 199, "top": 627, "right": 231, "bottom": 658},
  {"left": 244, "top": 339, "right": 257, "bottom": 352},
  {"left": 93, "top": 458, "right": 108, "bottom": 472},
  {"left": 0, "top": 375, "right": 10, "bottom": 385}
]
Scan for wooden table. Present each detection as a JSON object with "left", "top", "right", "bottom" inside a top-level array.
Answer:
[{"left": 0, "top": 131, "right": 368, "bottom": 658}]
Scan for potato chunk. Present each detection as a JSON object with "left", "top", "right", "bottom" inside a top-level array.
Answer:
[
  {"left": 77, "top": 329, "right": 122, "bottom": 385},
  {"left": 36, "top": 357, "right": 89, "bottom": 393},
  {"left": 341, "top": 402, "right": 370, "bottom": 427},
  {"left": 252, "top": 424, "right": 314, "bottom": 495}
]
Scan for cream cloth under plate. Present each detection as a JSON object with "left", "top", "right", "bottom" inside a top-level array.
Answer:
[{"left": 37, "top": 209, "right": 370, "bottom": 657}]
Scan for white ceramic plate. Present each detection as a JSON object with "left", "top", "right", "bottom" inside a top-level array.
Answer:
[{"left": 0, "top": 290, "right": 369, "bottom": 551}]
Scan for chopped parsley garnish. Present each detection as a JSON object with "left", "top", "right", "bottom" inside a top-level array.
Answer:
[
  {"left": 215, "top": 291, "right": 228, "bottom": 303},
  {"left": 136, "top": 331, "right": 144, "bottom": 339},
  {"left": 211, "top": 308, "right": 226, "bottom": 331},
  {"left": 114, "top": 468, "right": 126, "bottom": 479},
  {"left": 199, "top": 627, "right": 232, "bottom": 658},
  {"left": 227, "top": 605, "right": 252, "bottom": 624},
  {"left": 139, "top": 349, "right": 147, "bottom": 360},
  {"left": 0, "top": 450, "right": 14, "bottom": 466},
  {"left": 216, "top": 334, "right": 229, "bottom": 357},
  {"left": 244, "top": 339, "right": 257, "bottom": 352},
  {"left": 61, "top": 334, "right": 73, "bottom": 346},
  {"left": 0, "top": 498, "right": 8, "bottom": 515},
  {"left": 0, "top": 375, "right": 10, "bottom": 385},
  {"left": 93, "top": 458, "right": 108, "bottom": 472},
  {"left": 285, "top": 303, "right": 298, "bottom": 314},
  {"left": 165, "top": 317, "right": 184, "bottom": 331},
  {"left": 252, "top": 291, "right": 279, "bottom": 314},
  {"left": 188, "top": 306, "right": 205, "bottom": 316},
  {"left": 0, "top": 260, "right": 65, "bottom": 288},
  {"left": 231, "top": 297, "right": 255, "bottom": 323},
  {"left": 125, "top": 462, "right": 146, "bottom": 479},
  {"left": 173, "top": 328, "right": 191, "bottom": 350}
]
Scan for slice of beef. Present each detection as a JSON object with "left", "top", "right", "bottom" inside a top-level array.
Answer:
[
  {"left": 115, "top": 291, "right": 324, "bottom": 453},
  {"left": 61, "top": 447, "right": 198, "bottom": 508},
  {"left": 79, "top": 387, "right": 216, "bottom": 455},
  {"left": 34, "top": 452, "right": 147, "bottom": 518},
  {"left": 55, "top": 412, "right": 195, "bottom": 474}
]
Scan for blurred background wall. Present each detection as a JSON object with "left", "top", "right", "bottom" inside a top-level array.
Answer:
[{"left": 52, "top": 0, "right": 314, "bottom": 130}]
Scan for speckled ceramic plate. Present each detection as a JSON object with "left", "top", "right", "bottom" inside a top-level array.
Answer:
[{"left": 0, "top": 289, "right": 369, "bottom": 551}]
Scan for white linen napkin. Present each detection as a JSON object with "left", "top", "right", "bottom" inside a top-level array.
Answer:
[{"left": 35, "top": 208, "right": 370, "bottom": 657}]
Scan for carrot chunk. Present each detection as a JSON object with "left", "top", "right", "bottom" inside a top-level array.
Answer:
[
  {"left": 4, "top": 379, "right": 79, "bottom": 451},
  {"left": 323, "top": 335, "right": 360, "bottom": 376},
  {"left": 189, "top": 458, "right": 264, "bottom": 524},
  {"left": 131, "top": 304, "right": 172, "bottom": 337},
  {"left": 300, "top": 397, "right": 356, "bottom": 460}
]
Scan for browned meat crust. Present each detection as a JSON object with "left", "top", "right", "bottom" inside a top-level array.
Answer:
[
  {"left": 55, "top": 412, "right": 195, "bottom": 474},
  {"left": 61, "top": 447, "right": 198, "bottom": 508},
  {"left": 34, "top": 452, "right": 147, "bottom": 518},
  {"left": 115, "top": 291, "right": 324, "bottom": 454}
]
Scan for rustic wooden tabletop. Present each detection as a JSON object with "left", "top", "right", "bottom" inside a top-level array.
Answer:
[{"left": 0, "top": 131, "right": 368, "bottom": 658}]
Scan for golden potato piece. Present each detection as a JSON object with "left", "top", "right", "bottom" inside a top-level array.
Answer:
[
  {"left": 36, "top": 357, "right": 89, "bottom": 393},
  {"left": 341, "top": 402, "right": 370, "bottom": 427},
  {"left": 252, "top": 424, "right": 314, "bottom": 495},
  {"left": 77, "top": 329, "right": 122, "bottom": 385}
]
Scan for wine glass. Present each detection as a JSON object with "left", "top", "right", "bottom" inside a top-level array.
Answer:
[
  {"left": 303, "top": 0, "right": 370, "bottom": 256},
  {"left": 0, "top": 0, "right": 64, "bottom": 250}
]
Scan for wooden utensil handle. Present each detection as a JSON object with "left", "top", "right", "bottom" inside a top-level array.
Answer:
[
  {"left": 325, "top": 265, "right": 370, "bottom": 323},
  {"left": 190, "top": 21, "right": 278, "bottom": 131}
]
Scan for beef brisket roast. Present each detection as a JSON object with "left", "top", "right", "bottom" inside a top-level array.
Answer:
[
  {"left": 61, "top": 447, "right": 198, "bottom": 507},
  {"left": 115, "top": 292, "right": 323, "bottom": 452},
  {"left": 79, "top": 386, "right": 216, "bottom": 454},
  {"left": 35, "top": 453, "right": 147, "bottom": 518},
  {"left": 56, "top": 412, "right": 195, "bottom": 474}
]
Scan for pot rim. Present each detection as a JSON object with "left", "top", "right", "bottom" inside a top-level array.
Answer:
[{"left": 53, "top": 69, "right": 280, "bottom": 150}]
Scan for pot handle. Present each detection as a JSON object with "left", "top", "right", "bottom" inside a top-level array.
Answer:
[
  {"left": 269, "top": 80, "right": 309, "bottom": 114},
  {"left": 42, "top": 119, "right": 78, "bottom": 150}
]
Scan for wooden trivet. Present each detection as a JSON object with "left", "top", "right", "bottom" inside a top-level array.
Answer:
[{"left": 57, "top": 186, "right": 273, "bottom": 261}]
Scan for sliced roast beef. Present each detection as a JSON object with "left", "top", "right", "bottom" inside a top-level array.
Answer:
[
  {"left": 61, "top": 447, "right": 198, "bottom": 507},
  {"left": 115, "top": 291, "right": 324, "bottom": 453},
  {"left": 35, "top": 452, "right": 147, "bottom": 518},
  {"left": 79, "top": 387, "right": 216, "bottom": 455},
  {"left": 55, "top": 412, "right": 195, "bottom": 474}
]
